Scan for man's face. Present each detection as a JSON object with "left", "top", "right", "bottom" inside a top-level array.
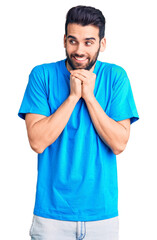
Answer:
[{"left": 64, "top": 24, "right": 106, "bottom": 71}]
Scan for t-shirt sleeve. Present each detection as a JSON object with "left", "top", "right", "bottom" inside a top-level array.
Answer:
[
  {"left": 18, "top": 66, "right": 51, "bottom": 120},
  {"left": 108, "top": 66, "right": 139, "bottom": 124}
]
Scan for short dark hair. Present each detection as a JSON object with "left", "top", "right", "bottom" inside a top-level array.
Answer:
[{"left": 65, "top": 5, "right": 106, "bottom": 40}]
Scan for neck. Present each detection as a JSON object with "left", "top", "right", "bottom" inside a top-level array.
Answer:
[{"left": 65, "top": 60, "right": 72, "bottom": 72}]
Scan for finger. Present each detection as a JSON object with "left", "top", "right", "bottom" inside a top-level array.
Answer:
[
  {"left": 70, "top": 69, "right": 88, "bottom": 78},
  {"left": 71, "top": 71, "right": 88, "bottom": 80},
  {"left": 71, "top": 75, "right": 82, "bottom": 83},
  {"left": 71, "top": 69, "right": 87, "bottom": 73},
  {"left": 71, "top": 73, "right": 87, "bottom": 82}
]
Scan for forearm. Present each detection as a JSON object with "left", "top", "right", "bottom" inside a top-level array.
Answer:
[
  {"left": 30, "top": 95, "right": 78, "bottom": 153},
  {"left": 85, "top": 95, "right": 129, "bottom": 155}
]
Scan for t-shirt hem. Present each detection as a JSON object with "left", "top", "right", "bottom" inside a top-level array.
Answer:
[
  {"left": 18, "top": 110, "right": 50, "bottom": 120},
  {"left": 110, "top": 114, "right": 139, "bottom": 124},
  {"left": 33, "top": 209, "right": 118, "bottom": 222}
]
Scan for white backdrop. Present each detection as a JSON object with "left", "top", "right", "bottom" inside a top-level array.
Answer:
[{"left": 1, "top": 0, "right": 157, "bottom": 239}]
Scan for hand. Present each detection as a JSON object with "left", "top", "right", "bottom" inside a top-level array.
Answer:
[
  {"left": 70, "top": 69, "right": 96, "bottom": 102},
  {"left": 69, "top": 73, "right": 82, "bottom": 101}
]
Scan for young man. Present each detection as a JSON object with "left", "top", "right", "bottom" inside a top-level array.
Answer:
[{"left": 18, "top": 5, "right": 139, "bottom": 240}]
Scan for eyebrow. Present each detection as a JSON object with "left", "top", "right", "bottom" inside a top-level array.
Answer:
[{"left": 67, "top": 35, "right": 96, "bottom": 41}]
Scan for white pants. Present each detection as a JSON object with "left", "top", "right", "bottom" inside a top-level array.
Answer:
[{"left": 29, "top": 215, "right": 119, "bottom": 240}]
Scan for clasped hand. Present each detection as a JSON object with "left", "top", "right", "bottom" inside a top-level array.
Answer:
[{"left": 70, "top": 69, "right": 96, "bottom": 101}]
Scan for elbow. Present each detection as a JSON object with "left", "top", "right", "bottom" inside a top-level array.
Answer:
[
  {"left": 113, "top": 148, "right": 124, "bottom": 155},
  {"left": 29, "top": 139, "right": 44, "bottom": 154},
  {"left": 32, "top": 146, "right": 44, "bottom": 154},
  {"left": 30, "top": 143, "right": 44, "bottom": 154},
  {"left": 112, "top": 142, "right": 127, "bottom": 155},
  {"left": 111, "top": 130, "right": 130, "bottom": 155}
]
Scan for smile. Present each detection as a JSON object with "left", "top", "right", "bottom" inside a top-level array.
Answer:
[{"left": 72, "top": 56, "right": 88, "bottom": 63}]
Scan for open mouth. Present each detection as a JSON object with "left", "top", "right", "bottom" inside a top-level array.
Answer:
[{"left": 72, "top": 56, "right": 88, "bottom": 63}]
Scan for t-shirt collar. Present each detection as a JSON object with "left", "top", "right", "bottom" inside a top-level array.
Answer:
[{"left": 62, "top": 58, "right": 99, "bottom": 76}]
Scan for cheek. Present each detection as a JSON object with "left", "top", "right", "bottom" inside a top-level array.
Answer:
[
  {"left": 66, "top": 45, "right": 75, "bottom": 55},
  {"left": 88, "top": 44, "right": 100, "bottom": 56},
  {"left": 88, "top": 49, "right": 98, "bottom": 57}
]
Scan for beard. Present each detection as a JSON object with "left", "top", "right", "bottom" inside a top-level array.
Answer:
[{"left": 65, "top": 46, "right": 100, "bottom": 71}]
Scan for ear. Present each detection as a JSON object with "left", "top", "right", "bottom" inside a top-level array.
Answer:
[
  {"left": 64, "top": 34, "right": 67, "bottom": 48},
  {"left": 100, "top": 37, "right": 106, "bottom": 52}
]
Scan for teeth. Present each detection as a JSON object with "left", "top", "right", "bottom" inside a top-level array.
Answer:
[{"left": 74, "top": 57, "right": 87, "bottom": 61}]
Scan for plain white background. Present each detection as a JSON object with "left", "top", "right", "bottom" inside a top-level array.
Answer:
[{"left": 0, "top": 0, "right": 157, "bottom": 239}]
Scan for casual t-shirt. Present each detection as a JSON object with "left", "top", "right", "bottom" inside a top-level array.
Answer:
[{"left": 18, "top": 59, "right": 139, "bottom": 221}]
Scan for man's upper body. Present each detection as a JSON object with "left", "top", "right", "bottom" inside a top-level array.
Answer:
[{"left": 18, "top": 6, "right": 139, "bottom": 221}]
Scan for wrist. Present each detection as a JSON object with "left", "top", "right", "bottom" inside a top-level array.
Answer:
[
  {"left": 68, "top": 94, "right": 80, "bottom": 104},
  {"left": 83, "top": 93, "right": 95, "bottom": 103}
]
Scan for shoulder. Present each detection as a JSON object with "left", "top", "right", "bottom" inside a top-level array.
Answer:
[
  {"left": 97, "top": 60, "right": 127, "bottom": 76},
  {"left": 97, "top": 61, "right": 130, "bottom": 88},
  {"left": 29, "top": 60, "right": 63, "bottom": 82},
  {"left": 30, "top": 62, "right": 56, "bottom": 75}
]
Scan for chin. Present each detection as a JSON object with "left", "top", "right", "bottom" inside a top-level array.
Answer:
[{"left": 71, "top": 61, "right": 89, "bottom": 70}]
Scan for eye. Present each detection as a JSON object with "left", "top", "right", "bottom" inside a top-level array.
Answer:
[
  {"left": 85, "top": 41, "right": 92, "bottom": 46},
  {"left": 69, "top": 40, "right": 77, "bottom": 45}
]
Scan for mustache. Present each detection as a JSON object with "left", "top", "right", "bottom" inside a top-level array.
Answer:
[{"left": 72, "top": 54, "right": 88, "bottom": 58}]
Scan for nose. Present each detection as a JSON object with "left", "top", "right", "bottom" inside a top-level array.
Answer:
[{"left": 75, "top": 43, "right": 85, "bottom": 56}]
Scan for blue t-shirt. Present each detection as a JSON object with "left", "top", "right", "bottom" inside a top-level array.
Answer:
[{"left": 18, "top": 59, "right": 139, "bottom": 221}]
